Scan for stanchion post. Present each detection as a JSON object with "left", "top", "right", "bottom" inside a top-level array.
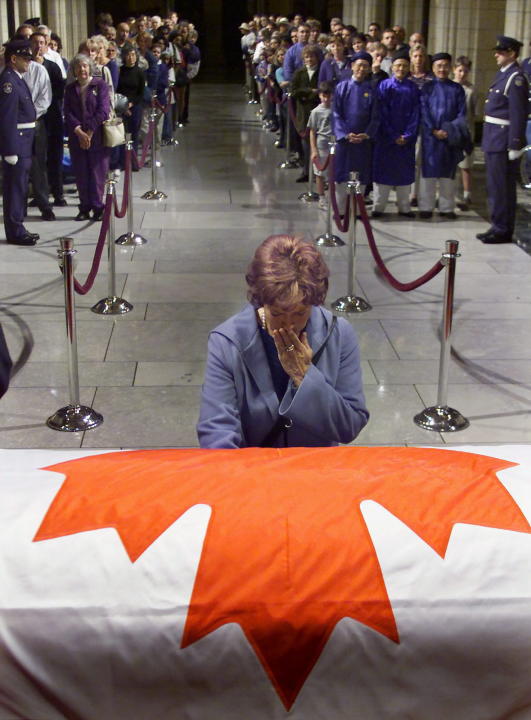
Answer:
[
  {"left": 116, "top": 134, "right": 148, "bottom": 246},
  {"left": 91, "top": 177, "right": 134, "bottom": 315},
  {"left": 331, "top": 172, "right": 372, "bottom": 313},
  {"left": 414, "top": 240, "right": 469, "bottom": 432},
  {"left": 298, "top": 153, "right": 319, "bottom": 202},
  {"left": 47, "top": 237, "right": 104, "bottom": 432},
  {"left": 142, "top": 107, "right": 168, "bottom": 200},
  {"left": 279, "top": 93, "right": 299, "bottom": 170},
  {"left": 315, "top": 138, "right": 344, "bottom": 248}
]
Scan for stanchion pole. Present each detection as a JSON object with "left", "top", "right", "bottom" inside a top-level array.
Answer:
[
  {"left": 315, "top": 138, "right": 344, "bottom": 247},
  {"left": 331, "top": 172, "right": 372, "bottom": 313},
  {"left": 142, "top": 107, "right": 168, "bottom": 200},
  {"left": 298, "top": 152, "right": 319, "bottom": 202},
  {"left": 47, "top": 237, "right": 103, "bottom": 432},
  {"left": 91, "top": 177, "right": 134, "bottom": 315},
  {"left": 279, "top": 93, "right": 299, "bottom": 170},
  {"left": 414, "top": 240, "right": 469, "bottom": 432},
  {"left": 116, "top": 134, "right": 148, "bottom": 246}
]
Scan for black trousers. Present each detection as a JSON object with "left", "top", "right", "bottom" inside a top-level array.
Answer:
[
  {"left": 30, "top": 119, "right": 51, "bottom": 211},
  {"left": 47, "top": 126, "right": 64, "bottom": 201}
]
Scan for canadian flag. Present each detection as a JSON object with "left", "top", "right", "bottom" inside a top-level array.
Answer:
[{"left": 0, "top": 445, "right": 531, "bottom": 720}]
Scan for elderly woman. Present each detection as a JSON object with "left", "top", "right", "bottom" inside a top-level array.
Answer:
[
  {"left": 197, "top": 235, "right": 369, "bottom": 448},
  {"left": 63, "top": 54, "right": 110, "bottom": 221}
]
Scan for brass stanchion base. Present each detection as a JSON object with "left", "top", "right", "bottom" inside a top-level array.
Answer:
[
  {"left": 332, "top": 296, "right": 372, "bottom": 313},
  {"left": 414, "top": 405, "right": 470, "bottom": 432},
  {"left": 115, "top": 231, "right": 148, "bottom": 246},
  {"left": 91, "top": 296, "right": 134, "bottom": 315},
  {"left": 47, "top": 404, "right": 103, "bottom": 432},
  {"left": 141, "top": 189, "right": 167, "bottom": 199},
  {"left": 298, "top": 191, "right": 320, "bottom": 202},
  {"left": 315, "top": 232, "right": 345, "bottom": 247},
  {"left": 161, "top": 138, "right": 178, "bottom": 146}
]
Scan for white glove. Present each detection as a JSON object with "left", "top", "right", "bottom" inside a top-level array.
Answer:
[
  {"left": 4, "top": 155, "right": 18, "bottom": 165},
  {"left": 508, "top": 149, "right": 524, "bottom": 161}
]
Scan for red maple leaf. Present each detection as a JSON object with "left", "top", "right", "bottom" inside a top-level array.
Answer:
[{"left": 34, "top": 447, "right": 530, "bottom": 709}]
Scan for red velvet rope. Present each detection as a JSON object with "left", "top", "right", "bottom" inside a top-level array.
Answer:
[
  {"left": 287, "top": 96, "right": 310, "bottom": 138},
  {"left": 153, "top": 97, "right": 169, "bottom": 113},
  {"left": 131, "top": 120, "right": 155, "bottom": 169},
  {"left": 328, "top": 153, "right": 350, "bottom": 232},
  {"left": 357, "top": 194, "right": 446, "bottom": 292},
  {"left": 72, "top": 193, "right": 114, "bottom": 296},
  {"left": 113, "top": 147, "right": 131, "bottom": 219}
]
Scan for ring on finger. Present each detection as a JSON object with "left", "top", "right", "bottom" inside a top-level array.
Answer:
[{"left": 285, "top": 344, "right": 295, "bottom": 352}]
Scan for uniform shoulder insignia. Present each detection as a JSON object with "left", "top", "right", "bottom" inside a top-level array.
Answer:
[
  {"left": 514, "top": 77, "right": 524, "bottom": 86},
  {"left": 2, "top": 82, "right": 13, "bottom": 94}
]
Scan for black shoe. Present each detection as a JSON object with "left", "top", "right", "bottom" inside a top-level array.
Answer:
[
  {"left": 7, "top": 234, "right": 37, "bottom": 246},
  {"left": 364, "top": 197, "right": 373, "bottom": 206},
  {"left": 476, "top": 229, "right": 494, "bottom": 240},
  {"left": 92, "top": 208, "right": 104, "bottom": 221},
  {"left": 399, "top": 211, "right": 416, "bottom": 218},
  {"left": 53, "top": 197, "right": 67, "bottom": 207},
  {"left": 41, "top": 208, "right": 56, "bottom": 221},
  {"left": 296, "top": 174, "right": 309, "bottom": 183},
  {"left": 28, "top": 232, "right": 40, "bottom": 239},
  {"left": 28, "top": 198, "right": 39, "bottom": 208},
  {"left": 439, "top": 211, "right": 457, "bottom": 219},
  {"left": 371, "top": 211, "right": 384, "bottom": 218},
  {"left": 480, "top": 232, "right": 513, "bottom": 244},
  {"left": 410, "top": 197, "right": 418, "bottom": 207},
  {"left": 75, "top": 211, "right": 91, "bottom": 221},
  {"left": 419, "top": 211, "right": 433, "bottom": 219}
]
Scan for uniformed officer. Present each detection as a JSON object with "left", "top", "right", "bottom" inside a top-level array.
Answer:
[
  {"left": 477, "top": 36, "right": 529, "bottom": 244},
  {"left": 0, "top": 38, "right": 39, "bottom": 246}
]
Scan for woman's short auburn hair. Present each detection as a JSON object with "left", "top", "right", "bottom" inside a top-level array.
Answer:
[{"left": 246, "top": 235, "right": 329, "bottom": 308}]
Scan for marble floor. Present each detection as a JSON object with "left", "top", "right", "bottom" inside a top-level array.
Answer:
[{"left": 1, "top": 84, "right": 531, "bottom": 449}]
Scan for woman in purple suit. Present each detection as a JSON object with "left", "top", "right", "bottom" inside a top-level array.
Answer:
[{"left": 64, "top": 54, "right": 110, "bottom": 221}]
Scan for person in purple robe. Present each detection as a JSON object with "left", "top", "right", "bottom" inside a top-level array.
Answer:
[
  {"left": 331, "top": 51, "right": 379, "bottom": 193},
  {"left": 418, "top": 52, "right": 467, "bottom": 219},
  {"left": 372, "top": 51, "right": 420, "bottom": 217},
  {"left": 63, "top": 54, "right": 110, "bottom": 221}
]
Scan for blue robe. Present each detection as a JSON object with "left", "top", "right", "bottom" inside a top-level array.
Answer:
[
  {"left": 420, "top": 79, "right": 466, "bottom": 178},
  {"left": 318, "top": 58, "right": 352, "bottom": 87},
  {"left": 373, "top": 76, "right": 420, "bottom": 186},
  {"left": 197, "top": 304, "right": 369, "bottom": 448},
  {"left": 331, "top": 77, "right": 379, "bottom": 184}
]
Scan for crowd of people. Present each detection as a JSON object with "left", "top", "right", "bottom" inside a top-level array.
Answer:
[
  {"left": 240, "top": 14, "right": 530, "bottom": 243},
  {"left": 0, "top": 11, "right": 200, "bottom": 245}
]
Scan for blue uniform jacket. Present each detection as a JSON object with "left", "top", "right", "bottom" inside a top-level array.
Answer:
[
  {"left": 197, "top": 304, "right": 369, "bottom": 449},
  {"left": 332, "top": 77, "right": 379, "bottom": 184},
  {"left": 0, "top": 66, "right": 36, "bottom": 158},
  {"left": 373, "top": 76, "right": 420, "bottom": 186},
  {"left": 420, "top": 78, "right": 466, "bottom": 178},
  {"left": 482, "top": 63, "right": 528, "bottom": 152}
]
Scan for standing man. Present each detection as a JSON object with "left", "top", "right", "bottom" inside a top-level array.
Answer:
[
  {"left": 372, "top": 51, "right": 420, "bottom": 217},
  {"left": 380, "top": 29, "right": 397, "bottom": 74},
  {"left": 282, "top": 24, "right": 311, "bottom": 82},
  {"left": 418, "top": 52, "right": 468, "bottom": 219},
  {"left": 476, "top": 36, "right": 529, "bottom": 244},
  {"left": 26, "top": 31, "right": 54, "bottom": 220},
  {"left": 0, "top": 38, "right": 39, "bottom": 246},
  {"left": 332, "top": 51, "right": 380, "bottom": 194}
]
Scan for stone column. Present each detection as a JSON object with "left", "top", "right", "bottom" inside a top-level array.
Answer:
[
  {"left": 429, "top": 0, "right": 506, "bottom": 104},
  {"left": 45, "top": 0, "right": 87, "bottom": 59},
  {"left": 504, "top": 0, "right": 531, "bottom": 56},
  {"left": 342, "top": 0, "right": 388, "bottom": 34},
  {"left": 391, "top": 0, "right": 424, "bottom": 37},
  {"left": 17, "top": 0, "right": 41, "bottom": 24}
]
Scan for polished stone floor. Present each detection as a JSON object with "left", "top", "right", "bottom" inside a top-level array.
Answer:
[{"left": 1, "top": 83, "right": 531, "bottom": 449}]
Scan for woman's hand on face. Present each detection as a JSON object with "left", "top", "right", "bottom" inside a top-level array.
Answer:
[{"left": 272, "top": 326, "right": 313, "bottom": 387}]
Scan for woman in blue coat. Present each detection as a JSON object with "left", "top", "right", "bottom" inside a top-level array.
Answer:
[{"left": 197, "top": 235, "right": 369, "bottom": 449}]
